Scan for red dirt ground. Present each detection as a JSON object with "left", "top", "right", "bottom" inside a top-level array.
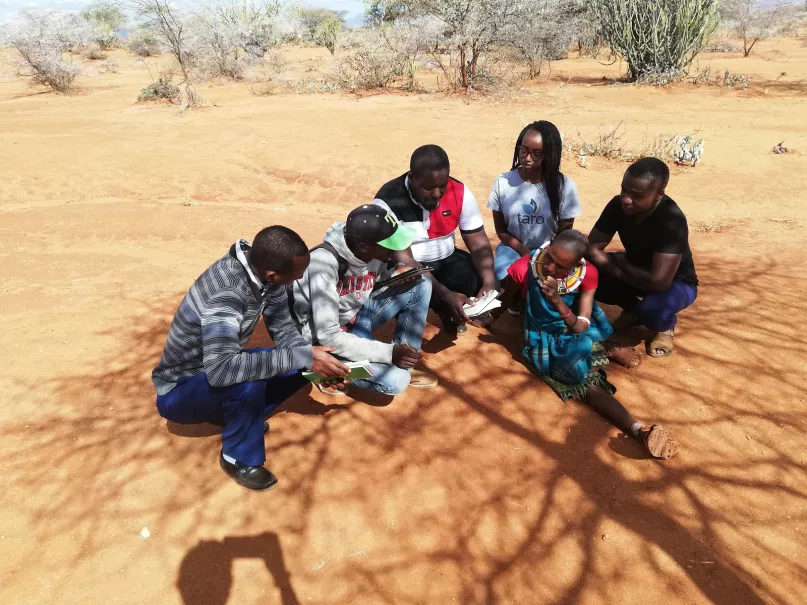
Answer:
[{"left": 1, "top": 41, "right": 806, "bottom": 604}]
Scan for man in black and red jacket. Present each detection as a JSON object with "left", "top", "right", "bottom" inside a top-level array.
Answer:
[{"left": 373, "top": 145, "right": 496, "bottom": 334}]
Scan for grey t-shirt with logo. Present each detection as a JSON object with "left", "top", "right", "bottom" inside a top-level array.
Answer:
[{"left": 487, "top": 170, "right": 583, "bottom": 249}]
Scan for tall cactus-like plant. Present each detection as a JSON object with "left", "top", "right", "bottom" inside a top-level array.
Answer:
[{"left": 593, "top": 0, "right": 719, "bottom": 81}]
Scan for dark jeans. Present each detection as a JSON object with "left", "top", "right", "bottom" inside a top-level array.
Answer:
[
  {"left": 595, "top": 270, "right": 698, "bottom": 332},
  {"left": 422, "top": 249, "right": 482, "bottom": 317},
  {"left": 156, "top": 348, "right": 307, "bottom": 466}
]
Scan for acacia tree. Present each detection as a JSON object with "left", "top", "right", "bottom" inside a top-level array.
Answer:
[
  {"left": 312, "top": 17, "right": 342, "bottom": 54},
  {"left": 507, "top": 0, "right": 585, "bottom": 78},
  {"left": 125, "top": 0, "right": 200, "bottom": 105},
  {"left": 6, "top": 10, "right": 85, "bottom": 92},
  {"left": 81, "top": 1, "right": 127, "bottom": 49},
  {"left": 296, "top": 7, "right": 346, "bottom": 39},
  {"left": 720, "top": 0, "right": 787, "bottom": 57},
  {"left": 128, "top": 0, "right": 191, "bottom": 80},
  {"left": 416, "top": 0, "right": 521, "bottom": 90},
  {"left": 593, "top": 0, "right": 719, "bottom": 81},
  {"left": 192, "top": 0, "right": 282, "bottom": 78},
  {"left": 364, "top": 0, "right": 418, "bottom": 24}
]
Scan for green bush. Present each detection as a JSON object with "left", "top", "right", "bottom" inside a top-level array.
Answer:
[
  {"left": 593, "top": 0, "right": 719, "bottom": 81},
  {"left": 313, "top": 17, "right": 342, "bottom": 55}
]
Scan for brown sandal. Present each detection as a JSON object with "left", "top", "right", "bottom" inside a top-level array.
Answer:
[
  {"left": 641, "top": 425, "right": 679, "bottom": 459},
  {"left": 606, "top": 343, "right": 643, "bottom": 369},
  {"left": 647, "top": 329, "right": 675, "bottom": 358}
]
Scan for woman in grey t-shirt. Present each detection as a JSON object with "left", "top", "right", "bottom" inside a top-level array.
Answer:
[{"left": 487, "top": 120, "right": 582, "bottom": 282}]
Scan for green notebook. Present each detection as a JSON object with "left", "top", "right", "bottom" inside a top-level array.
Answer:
[{"left": 302, "top": 361, "right": 374, "bottom": 383}]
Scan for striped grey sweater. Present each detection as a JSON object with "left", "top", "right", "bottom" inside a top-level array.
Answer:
[{"left": 152, "top": 241, "right": 313, "bottom": 396}]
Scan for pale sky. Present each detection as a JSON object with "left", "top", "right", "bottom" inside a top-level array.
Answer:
[
  {"left": 0, "top": 0, "right": 367, "bottom": 23},
  {"left": 0, "top": 0, "right": 800, "bottom": 25}
]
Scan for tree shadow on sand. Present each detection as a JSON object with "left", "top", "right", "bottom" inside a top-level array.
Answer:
[{"left": 4, "top": 253, "right": 807, "bottom": 604}]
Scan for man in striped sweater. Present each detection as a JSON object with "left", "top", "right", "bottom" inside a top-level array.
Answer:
[{"left": 153, "top": 226, "right": 349, "bottom": 491}]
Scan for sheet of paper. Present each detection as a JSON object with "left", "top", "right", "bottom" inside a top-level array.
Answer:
[{"left": 463, "top": 291, "right": 501, "bottom": 317}]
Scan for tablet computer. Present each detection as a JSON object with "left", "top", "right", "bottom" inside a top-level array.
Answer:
[{"left": 377, "top": 266, "right": 434, "bottom": 288}]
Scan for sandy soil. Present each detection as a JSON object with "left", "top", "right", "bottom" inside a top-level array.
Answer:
[{"left": 1, "top": 39, "right": 806, "bottom": 605}]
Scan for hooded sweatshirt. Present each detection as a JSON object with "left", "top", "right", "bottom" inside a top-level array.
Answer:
[{"left": 293, "top": 222, "right": 396, "bottom": 364}]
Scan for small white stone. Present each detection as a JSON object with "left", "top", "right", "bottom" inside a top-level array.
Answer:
[{"left": 140, "top": 527, "right": 151, "bottom": 539}]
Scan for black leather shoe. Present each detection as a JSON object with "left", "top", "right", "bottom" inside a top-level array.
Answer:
[{"left": 219, "top": 452, "right": 278, "bottom": 491}]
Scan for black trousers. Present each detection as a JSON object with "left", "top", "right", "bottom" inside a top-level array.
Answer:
[{"left": 421, "top": 249, "right": 481, "bottom": 316}]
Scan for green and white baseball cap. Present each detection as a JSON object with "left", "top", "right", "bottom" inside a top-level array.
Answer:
[{"left": 345, "top": 205, "right": 415, "bottom": 251}]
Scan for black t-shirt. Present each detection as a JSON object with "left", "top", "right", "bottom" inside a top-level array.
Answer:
[{"left": 593, "top": 195, "right": 698, "bottom": 287}]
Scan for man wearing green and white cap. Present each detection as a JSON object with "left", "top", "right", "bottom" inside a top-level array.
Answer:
[{"left": 292, "top": 205, "right": 438, "bottom": 395}]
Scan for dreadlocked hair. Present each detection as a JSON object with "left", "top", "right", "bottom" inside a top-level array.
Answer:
[{"left": 511, "top": 120, "right": 565, "bottom": 222}]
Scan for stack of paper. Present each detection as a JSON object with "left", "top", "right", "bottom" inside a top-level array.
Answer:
[{"left": 463, "top": 291, "right": 501, "bottom": 318}]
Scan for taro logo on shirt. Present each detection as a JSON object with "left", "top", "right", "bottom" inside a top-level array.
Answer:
[{"left": 518, "top": 199, "right": 545, "bottom": 225}]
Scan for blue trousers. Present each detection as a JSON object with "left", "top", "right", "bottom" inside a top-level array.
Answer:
[
  {"left": 156, "top": 349, "right": 307, "bottom": 466},
  {"left": 346, "top": 277, "right": 431, "bottom": 396},
  {"left": 595, "top": 271, "right": 698, "bottom": 332},
  {"left": 493, "top": 243, "right": 524, "bottom": 282}
]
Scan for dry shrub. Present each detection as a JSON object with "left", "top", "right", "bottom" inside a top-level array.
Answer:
[
  {"left": 250, "top": 76, "right": 339, "bottom": 95},
  {"left": 28, "top": 59, "right": 80, "bottom": 92},
  {"left": 186, "top": 1, "right": 292, "bottom": 81},
  {"left": 460, "top": 50, "right": 525, "bottom": 95},
  {"left": 635, "top": 68, "right": 683, "bottom": 86},
  {"left": 508, "top": 0, "right": 584, "bottom": 79},
  {"left": 7, "top": 10, "right": 85, "bottom": 92},
  {"left": 572, "top": 123, "right": 705, "bottom": 166},
  {"left": 719, "top": 0, "right": 803, "bottom": 57},
  {"left": 264, "top": 51, "right": 288, "bottom": 73},
  {"left": 98, "top": 58, "right": 119, "bottom": 73},
  {"left": 138, "top": 75, "right": 180, "bottom": 101},
  {"left": 639, "top": 134, "right": 705, "bottom": 166},
  {"left": 128, "top": 31, "right": 161, "bottom": 57},
  {"left": 333, "top": 48, "right": 400, "bottom": 90},
  {"left": 703, "top": 39, "right": 740, "bottom": 52},
  {"left": 691, "top": 204, "right": 744, "bottom": 233},
  {"left": 180, "top": 85, "right": 203, "bottom": 109},
  {"left": 249, "top": 51, "right": 320, "bottom": 96},
  {"left": 84, "top": 44, "right": 107, "bottom": 60},
  {"left": 689, "top": 66, "right": 749, "bottom": 89},
  {"left": 329, "top": 27, "right": 420, "bottom": 91},
  {"left": 670, "top": 135, "right": 705, "bottom": 165},
  {"left": 290, "top": 77, "right": 340, "bottom": 94},
  {"left": 249, "top": 79, "right": 275, "bottom": 96},
  {"left": 81, "top": 1, "right": 126, "bottom": 49},
  {"left": 573, "top": 122, "right": 635, "bottom": 161}
]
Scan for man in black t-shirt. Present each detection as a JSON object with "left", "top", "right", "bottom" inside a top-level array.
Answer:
[{"left": 587, "top": 157, "right": 698, "bottom": 360}]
